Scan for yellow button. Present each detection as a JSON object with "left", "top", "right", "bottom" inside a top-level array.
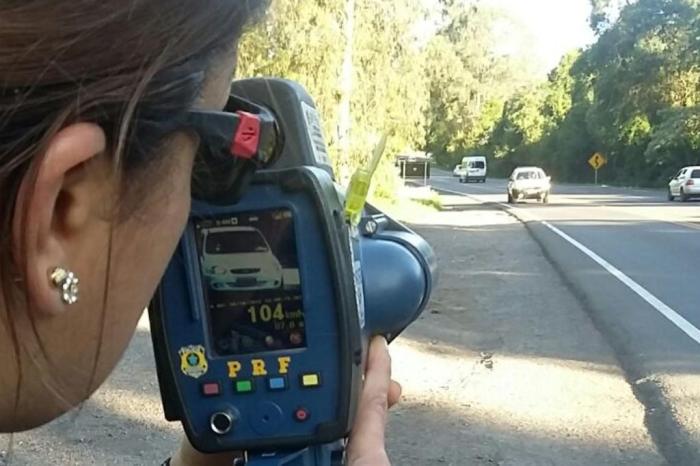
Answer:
[{"left": 301, "top": 374, "right": 320, "bottom": 387}]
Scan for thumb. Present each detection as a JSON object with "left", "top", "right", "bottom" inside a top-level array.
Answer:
[{"left": 346, "top": 337, "right": 393, "bottom": 465}]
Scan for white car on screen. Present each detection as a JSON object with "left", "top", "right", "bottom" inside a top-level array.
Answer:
[
  {"left": 668, "top": 166, "right": 700, "bottom": 202},
  {"left": 201, "top": 226, "right": 283, "bottom": 291},
  {"left": 507, "top": 167, "right": 551, "bottom": 204}
]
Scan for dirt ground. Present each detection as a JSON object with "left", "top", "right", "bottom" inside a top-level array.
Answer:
[
  {"left": 385, "top": 195, "right": 665, "bottom": 465},
  {"left": 1, "top": 194, "right": 666, "bottom": 465}
]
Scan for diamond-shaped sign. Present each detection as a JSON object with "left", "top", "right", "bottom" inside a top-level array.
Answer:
[{"left": 589, "top": 153, "right": 607, "bottom": 170}]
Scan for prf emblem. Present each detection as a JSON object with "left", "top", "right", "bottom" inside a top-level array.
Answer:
[{"left": 179, "top": 345, "right": 208, "bottom": 379}]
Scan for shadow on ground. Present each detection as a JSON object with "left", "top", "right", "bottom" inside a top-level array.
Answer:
[{"left": 0, "top": 198, "right": 676, "bottom": 466}]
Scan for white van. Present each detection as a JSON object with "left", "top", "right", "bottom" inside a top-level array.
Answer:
[
  {"left": 201, "top": 226, "right": 283, "bottom": 291},
  {"left": 459, "top": 156, "right": 487, "bottom": 183}
]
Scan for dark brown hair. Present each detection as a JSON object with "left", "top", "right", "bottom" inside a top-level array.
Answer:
[{"left": 0, "top": 0, "right": 266, "bottom": 428}]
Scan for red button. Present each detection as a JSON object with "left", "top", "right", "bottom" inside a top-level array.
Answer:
[
  {"left": 294, "top": 407, "right": 310, "bottom": 422},
  {"left": 202, "top": 382, "right": 221, "bottom": 397},
  {"left": 231, "top": 111, "right": 261, "bottom": 159}
]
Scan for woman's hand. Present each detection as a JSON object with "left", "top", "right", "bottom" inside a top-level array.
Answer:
[
  {"left": 346, "top": 336, "right": 402, "bottom": 466},
  {"left": 171, "top": 336, "right": 401, "bottom": 466},
  {"left": 170, "top": 439, "right": 242, "bottom": 466}
]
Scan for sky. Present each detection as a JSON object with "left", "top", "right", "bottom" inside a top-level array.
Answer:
[
  {"left": 489, "top": 0, "right": 596, "bottom": 72},
  {"left": 418, "top": 0, "right": 596, "bottom": 74}
]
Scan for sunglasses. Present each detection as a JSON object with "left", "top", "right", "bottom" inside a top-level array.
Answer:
[{"left": 183, "top": 94, "right": 282, "bottom": 203}]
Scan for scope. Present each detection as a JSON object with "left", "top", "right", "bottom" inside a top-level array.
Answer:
[{"left": 149, "top": 79, "right": 437, "bottom": 462}]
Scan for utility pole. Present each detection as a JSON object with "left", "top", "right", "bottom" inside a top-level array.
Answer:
[{"left": 337, "top": 0, "right": 355, "bottom": 182}]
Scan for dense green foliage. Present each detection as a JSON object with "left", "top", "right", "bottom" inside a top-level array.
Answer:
[
  {"left": 423, "top": 3, "right": 537, "bottom": 167},
  {"left": 487, "top": 0, "right": 700, "bottom": 186},
  {"left": 237, "top": 0, "right": 430, "bottom": 197},
  {"left": 237, "top": 0, "right": 700, "bottom": 191},
  {"left": 237, "top": 0, "right": 534, "bottom": 196}
]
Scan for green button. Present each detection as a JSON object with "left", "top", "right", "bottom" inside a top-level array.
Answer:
[{"left": 235, "top": 380, "right": 254, "bottom": 393}]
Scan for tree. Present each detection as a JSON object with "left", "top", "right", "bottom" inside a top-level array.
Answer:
[
  {"left": 487, "top": 0, "right": 700, "bottom": 186},
  {"left": 238, "top": 0, "right": 430, "bottom": 195},
  {"left": 424, "top": 2, "right": 538, "bottom": 167},
  {"left": 590, "top": 0, "right": 627, "bottom": 34},
  {"left": 237, "top": 0, "right": 346, "bottom": 166}
]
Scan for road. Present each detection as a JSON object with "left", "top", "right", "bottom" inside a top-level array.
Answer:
[
  {"left": 2, "top": 188, "right": 667, "bottom": 466},
  {"left": 2, "top": 170, "right": 698, "bottom": 465},
  {"left": 428, "top": 170, "right": 700, "bottom": 465}
]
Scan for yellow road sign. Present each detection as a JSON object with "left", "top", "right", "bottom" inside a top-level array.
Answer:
[{"left": 589, "top": 153, "right": 607, "bottom": 170}]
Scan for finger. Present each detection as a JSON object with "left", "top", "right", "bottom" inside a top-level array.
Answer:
[
  {"left": 172, "top": 436, "right": 243, "bottom": 466},
  {"left": 388, "top": 380, "right": 402, "bottom": 408},
  {"left": 347, "top": 337, "right": 392, "bottom": 456}
]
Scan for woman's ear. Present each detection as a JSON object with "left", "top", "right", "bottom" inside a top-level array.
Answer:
[{"left": 12, "top": 123, "right": 107, "bottom": 316}]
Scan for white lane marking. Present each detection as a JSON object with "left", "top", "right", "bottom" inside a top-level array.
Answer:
[
  {"left": 435, "top": 183, "right": 700, "bottom": 346},
  {"left": 539, "top": 220, "right": 700, "bottom": 345}
]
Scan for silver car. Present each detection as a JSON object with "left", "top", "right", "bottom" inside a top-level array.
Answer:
[
  {"left": 507, "top": 167, "right": 551, "bottom": 204},
  {"left": 453, "top": 164, "right": 466, "bottom": 177},
  {"left": 668, "top": 166, "right": 700, "bottom": 202}
]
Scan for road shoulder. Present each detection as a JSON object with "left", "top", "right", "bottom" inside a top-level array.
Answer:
[
  {"left": 386, "top": 194, "right": 665, "bottom": 466},
  {"left": 504, "top": 203, "right": 700, "bottom": 466}
]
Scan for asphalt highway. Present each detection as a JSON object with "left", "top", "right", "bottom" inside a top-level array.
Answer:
[{"left": 428, "top": 170, "right": 700, "bottom": 465}]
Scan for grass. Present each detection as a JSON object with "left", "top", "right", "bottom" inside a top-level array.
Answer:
[{"left": 369, "top": 185, "right": 442, "bottom": 223}]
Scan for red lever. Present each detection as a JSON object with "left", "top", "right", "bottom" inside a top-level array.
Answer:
[{"left": 230, "top": 111, "right": 261, "bottom": 160}]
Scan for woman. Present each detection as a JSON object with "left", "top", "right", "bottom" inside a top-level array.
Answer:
[{"left": 0, "top": 1, "right": 400, "bottom": 465}]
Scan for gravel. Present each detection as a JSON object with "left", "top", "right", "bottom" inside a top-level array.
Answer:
[{"left": 1, "top": 194, "right": 665, "bottom": 466}]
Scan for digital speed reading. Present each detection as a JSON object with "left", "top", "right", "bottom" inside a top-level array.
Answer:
[{"left": 246, "top": 303, "right": 284, "bottom": 323}]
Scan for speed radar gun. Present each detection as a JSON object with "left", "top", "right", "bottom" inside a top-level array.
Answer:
[{"left": 149, "top": 78, "right": 437, "bottom": 466}]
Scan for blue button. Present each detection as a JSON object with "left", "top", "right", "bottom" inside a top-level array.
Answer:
[{"left": 268, "top": 377, "right": 287, "bottom": 391}]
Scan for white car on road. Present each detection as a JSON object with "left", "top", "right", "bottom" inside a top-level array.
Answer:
[
  {"left": 507, "top": 167, "right": 551, "bottom": 204},
  {"left": 668, "top": 166, "right": 700, "bottom": 202},
  {"left": 201, "top": 226, "right": 283, "bottom": 291}
]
